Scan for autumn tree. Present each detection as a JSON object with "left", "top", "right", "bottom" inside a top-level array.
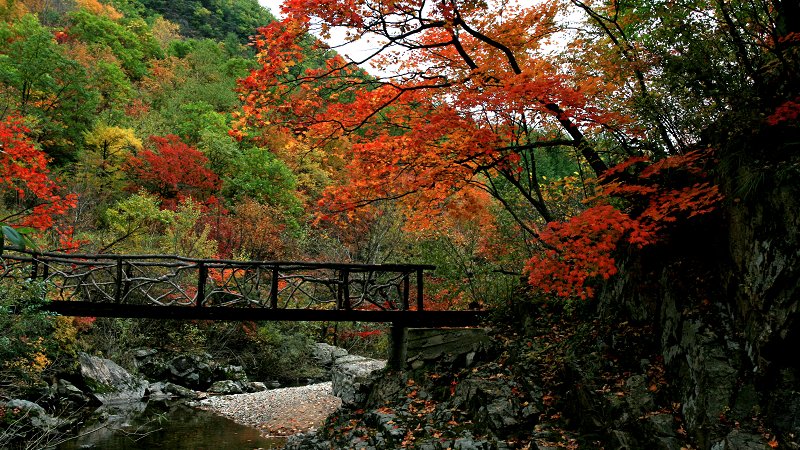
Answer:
[
  {"left": 82, "top": 124, "right": 143, "bottom": 188},
  {"left": 233, "top": 0, "right": 798, "bottom": 298},
  {"left": 235, "top": 1, "right": 621, "bottom": 228},
  {"left": 124, "top": 135, "right": 221, "bottom": 210},
  {"left": 0, "top": 14, "right": 99, "bottom": 163},
  {"left": 0, "top": 116, "right": 76, "bottom": 246},
  {"left": 68, "top": 124, "right": 143, "bottom": 230},
  {"left": 66, "top": 9, "right": 162, "bottom": 80}
]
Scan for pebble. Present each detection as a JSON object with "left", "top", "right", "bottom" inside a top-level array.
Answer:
[{"left": 199, "top": 382, "right": 342, "bottom": 437}]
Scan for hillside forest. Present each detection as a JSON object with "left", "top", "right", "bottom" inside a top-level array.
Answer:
[{"left": 1, "top": 0, "right": 799, "bottom": 448}]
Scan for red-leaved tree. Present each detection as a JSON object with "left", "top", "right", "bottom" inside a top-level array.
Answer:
[
  {"left": 125, "top": 135, "right": 221, "bottom": 210},
  {"left": 0, "top": 116, "right": 77, "bottom": 248}
]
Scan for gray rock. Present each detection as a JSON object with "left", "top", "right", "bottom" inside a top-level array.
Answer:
[
  {"left": 453, "top": 437, "right": 487, "bottom": 450},
  {"left": 405, "top": 328, "right": 492, "bottom": 370},
  {"left": 480, "top": 399, "right": 520, "bottom": 433},
  {"left": 711, "top": 430, "right": 772, "bottom": 450},
  {"left": 624, "top": 374, "right": 655, "bottom": 416},
  {"left": 246, "top": 381, "right": 268, "bottom": 392},
  {"left": 452, "top": 377, "right": 523, "bottom": 434},
  {"left": 331, "top": 355, "right": 386, "bottom": 406},
  {"left": 2, "top": 399, "right": 62, "bottom": 431},
  {"left": 610, "top": 429, "right": 639, "bottom": 449},
  {"left": 133, "top": 348, "right": 169, "bottom": 380},
  {"left": 144, "top": 381, "right": 171, "bottom": 400},
  {"left": 654, "top": 436, "right": 684, "bottom": 450},
  {"left": 208, "top": 380, "right": 245, "bottom": 395},
  {"left": 167, "top": 353, "right": 215, "bottom": 390},
  {"left": 78, "top": 352, "right": 148, "bottom": 404},
  {"left": 133, "top": 348, "right": 157, "bottom": 359},
  {"left": 163, "top": 382, "right": 199, "bottom": 399},
  {"left": 312, "top": 343, "right": 349, "bottom": 367},
  {"left": 218, "top": 364, "right": 248, "bottom": 382},
  {"left": 55, "top": 378, "right": 92, "bottom": 404},
  {"left": 645, "top": 413, "right": 676, "bottom": 437}
]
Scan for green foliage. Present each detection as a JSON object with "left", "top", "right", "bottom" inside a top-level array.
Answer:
[
  {"left": 100, "top": 192, "right": 218, "bottom": 256},
  {"left": 197, "top": 127, "right": 239, "bottom": 177},
  {"left": 159, "top": 198, "right": 218, "bottom": 258},
  {"left": 67, "top": 9, "right": 152, "bottom": 79},
  {"left": 246, "top": 321, "right": 322, "bottom": 381},
  {"left": 0, "top": 224, "right": 36, "bottom": 251},
  {"left": 0, "top": 14, "right": 99, "bottom": 163},
  {"left": 129, "top": 0, "right": 276, "bottom": 44},
  {"left": 0, "top": 277, "right": 78, "bottom": 395},
  {"left": 223, "top": 147, "right": 302, "bottom": 213},
  {"left": 174, "top": 101, "right": 228, "bottom": 144},
  {"left": 102, "top": 190, "right": 173, "bottom": 253},
  {"left": 136, "top": 39, "right": 245, "bottom": 139}
]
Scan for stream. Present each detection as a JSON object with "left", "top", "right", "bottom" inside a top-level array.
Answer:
[{"left": 55, "top": 402, "right": 286, "bottom": 450}]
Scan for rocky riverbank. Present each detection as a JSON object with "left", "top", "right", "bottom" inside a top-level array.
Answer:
[
  {"left": 198, "top": 343, "right": 390, "bottom": 437},
  {"left": 199, "top": 382, "right": 341, "bottom": 436},
  {"left": 1, "top": 343, "right": 390, "bottom": 447}
]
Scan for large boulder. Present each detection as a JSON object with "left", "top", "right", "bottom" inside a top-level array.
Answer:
[
  {"left": 167, "top": 353, "right": 215, "bottom": 390},
  {"left": 55, "top": 378, "right": 93, "bottom": 405},
  {"left": 2, "top": 399, "right": 63, "bottom": 431},
  {"left": 133, "top": 348, "right": 169, "bottom": 381},
  {"left": 312, "top": 343, "right": 349, "bottom": 368},
  {"left": 78, "top": 352, "right": 148, "bottom": 404},
  {"left": 331, "top": 354, "right": 386, "bottom": 406}
]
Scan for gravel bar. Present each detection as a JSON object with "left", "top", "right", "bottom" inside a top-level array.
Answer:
[{"left": 198, "top": 382, "right": 342, "bottom": 437}]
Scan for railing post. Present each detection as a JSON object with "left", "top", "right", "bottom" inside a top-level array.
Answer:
[
  {"left": 114, "top": 258, "right": 123, "bottom": 303},
  {"left": 30, "top": 254, "right": 39, "bottom": 280},
  {"left": 341, "top": 269, "right": 351, "bottom": 310},
  {"left": 270, "top": 267, "right": 279, "bottom": 309},
  {"left": 416, "top": 268, "right": 424, "bottom": 311},
  {"left": 196, "top": 262, "right": 207, "bottom": 307},
  {"left": 401, "top": 271, "right": 410, "bottom": 311},
  {"left": 121, "top": 263, "right": 132, "bottom": 303}
]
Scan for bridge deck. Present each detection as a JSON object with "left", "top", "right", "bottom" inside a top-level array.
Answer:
[{"left": 1, "top": 247, "right": 485, "bottom": 327}]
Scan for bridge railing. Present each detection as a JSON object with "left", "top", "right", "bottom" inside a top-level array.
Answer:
[{"left": 0, "top": 247, "right": 435, "bottom": 312}]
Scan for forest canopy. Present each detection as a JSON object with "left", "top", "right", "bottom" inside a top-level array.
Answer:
[{"left": 0, "top": 0, "right": 797, "bottom": 303}]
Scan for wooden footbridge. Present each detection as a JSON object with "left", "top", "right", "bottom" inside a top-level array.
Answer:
[{"left": 0, "top": 247, "right": 484, "bottom": 328}]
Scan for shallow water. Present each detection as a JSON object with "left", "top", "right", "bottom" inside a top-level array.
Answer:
[{"left": 55, "top": 402, "right": 286, "bottom": 450}]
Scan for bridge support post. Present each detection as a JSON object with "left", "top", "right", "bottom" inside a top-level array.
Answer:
[{"left": 388, "top": 323, "right": 408, "bottom": 370}]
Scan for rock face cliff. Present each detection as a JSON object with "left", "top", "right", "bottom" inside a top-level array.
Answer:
[{"left": 595, "top": 127, "right": 800, "bottom": 448}]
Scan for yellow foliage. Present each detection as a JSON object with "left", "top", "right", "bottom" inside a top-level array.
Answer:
[
  {"left": 3, "top": 337, "right": 50, "bottom": 379},
  {"left": 151, "top": 17, "right": 182, "bottom": 49},
  {"left": 74, "top": 0, "right": 122, "bottom": 20},
  {"left": 53, "top": 316, "right": 79, "bottom": 357},
  {"left": 80, "top": 124, "right": 142, "bottom": 199},
  {"left": 160, "top": 198, "right": 218, "bottom": 259},
  {"left": 0, "top": 0, "right": 29, "bottom": 21}
]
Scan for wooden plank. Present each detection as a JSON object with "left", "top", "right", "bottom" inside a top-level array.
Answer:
[{"left": 41, "top": 301, "right": 487, "bottom": 327}]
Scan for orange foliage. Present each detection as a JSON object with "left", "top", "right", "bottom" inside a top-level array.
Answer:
[
  {"left": 234, "top": 3, "right": 618, "bottom": 231},
  {"left": 137, "top": 56, "right": 189, "bottom": 99},
  {"left": 74, "top": 0, "right": 123, "bottom": 20},
  {"left": 225, "top": 198, "right": 294, "bottom": 260},
  {"left": 526, "top": 150, "right": 723, "bottom": 299}
]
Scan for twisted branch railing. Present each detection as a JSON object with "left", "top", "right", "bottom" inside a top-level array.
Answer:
[{"left": 0, "top": 247, "right": 432, "bottom": 312}]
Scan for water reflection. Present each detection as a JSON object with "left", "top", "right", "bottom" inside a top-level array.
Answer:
[{"left": 56, "top": 403, "right": 285, "bottom": 450}]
